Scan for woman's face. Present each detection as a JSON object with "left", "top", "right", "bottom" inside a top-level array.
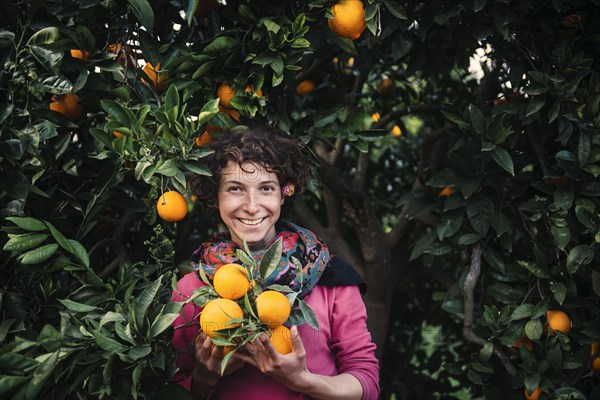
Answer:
[{"left": 218, "top": 161, "right": 284, "bottom": 249}]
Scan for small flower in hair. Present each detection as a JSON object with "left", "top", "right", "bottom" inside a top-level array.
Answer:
[{"left": 281, "top": 183, "right": 295, "bottom": 197}]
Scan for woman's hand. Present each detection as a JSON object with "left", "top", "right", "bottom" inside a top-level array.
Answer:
[
  {"left": 234, "top": 325, "right": 310, "bottom": 390},
  {"left": 192, "top": 332, "right": 246, "bottom": 386},
  {"left": 235, "top": 326, "right": 363, "bottom": 399}
]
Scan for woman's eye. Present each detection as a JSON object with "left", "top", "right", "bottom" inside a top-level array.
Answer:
[
  {"left": 260, "top": 185, "right": 275, "bottom": 191},
  {"left": 227, "top": 186, "right": 241, "bottom": 192}
]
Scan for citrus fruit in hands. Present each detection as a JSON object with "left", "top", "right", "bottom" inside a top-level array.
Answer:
[
  {"left": 156, "top": 191, "right": 188, "bottom": 222},
  {"left": 270, "top": 325, "right": 293, "bottom": 355},
  {"left": 200, "top": 298, "right": 244, "bottom": 338},
  {"left": 328, "top": 0, "right": 367, "bottom": 40},
  {"left": 546, "top": 310, "right": 571, "bottom": 335},
  {"left": 213, "top": 263, "right": 251, "bottom": 300},
  {"left": 50, "top": 93, "right": 83, "bottom": 121},
  {"left": 256, "top": 290, "right": 291, "bottom": 328}
]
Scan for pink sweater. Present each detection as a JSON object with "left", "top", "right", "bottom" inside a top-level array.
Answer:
[{"left": 171, "top": 273, "right": 380, "bottom": 399}]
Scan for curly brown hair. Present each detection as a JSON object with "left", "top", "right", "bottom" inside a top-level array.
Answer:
[{"left": 189, "top": 124, "right": 310, "bottom": 210}]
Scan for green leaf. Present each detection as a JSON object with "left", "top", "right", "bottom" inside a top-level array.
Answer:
[
  {"left": 566, "top": 245, "right": 594, "bottom": 274},
  {"left": 40, "top": 75, "right": 73, "bottom": 94},
  {"left": 183, "top": 162, "right": 211, "bottom": 176},
  {"left": 466, "top": 196, "right": 493, "bottom": 235},
  {"left": 135, "top": 276, "right": 163, "bottom": 330},
  {"left": 511, "top": 304, "right": 533, "bottom": 321},
  {"left": 67, "top": 239, "right": 90, "bottom": 267},
  {"left": 205, "top": 36, "right": 238, "bottom": 55},
  {"left": 526, "top": 97, "right": 545, "bottom": 117},
  {"left": 0, "top": 376, "right": 28, "bottom": 395},
  {"left": 58, "top": 299, "right": 100, "bottom": 313},
  {"left": 3, "top": 233, "right": 48, "bottom": 252},
  {"left": 517, "top": 260, "right": 550, "bottom": 279},
  {"left": 150, "top": 312, "right": 180, "bottom": 338},
  {"left": 6, "top": 217, "right": 47, "bottom": 231},
  {"left": 100, "top": 312, "right": 126, "bottom": 327},
  {"left": 550, "top": 282, "right": 567, "bottom": 305},
  {"left": 299, "top": 300, "right": 319, "bottom": 330},
  {"left": 45, "top": 221, "right": 74, "bottom": 254},
  {"left": 577, "top": 132, "right": 591, "bottom": 166},
  {"left": 383, "top": 0, "right": 407, "bottom": 19},
  {"left": 468, "top": 104, "right": 487, "bottom": 135},
  {"left": 27, "top": 27, "right": 60, "bottom": 45},
  {"left": 128, "top": 0, "right": 155, "bottom": 31},
  {"left": 259, "top": 237, "right": 282, "bottom": 280},
  {"left": 490, "top": 147, "right": 514, "bottom": 176},
  {"left": 101, "top": 100, "right": 133, "bottom": 126},
  {"left": 17, "top": 243, "right": 59, "bottom": 264},
  {"left": 525, "top": 319, "right": 543, "bottom": 340}
]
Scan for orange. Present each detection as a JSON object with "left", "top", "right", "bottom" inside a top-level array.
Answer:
[
  {"left": 113, "top": 131, "right": 125, "bottom": 138},
  {"left": 50, "top": 93, "right": 84, "bottom": 121},
  {"left": 556, "top": 14, "right": 582, "bottom": 39},
  {"left": 213, "top": 263, "right": 251, "bottom": 300},
  {"left": 391, "top": 125, "right": 402, "bottom": 137},
  {"left": 70, "top": 49, "right": 89, "bottom": 60},
  {"left": 546, "top": 310, "right": 571, "bottom": 335},
  {"left": 379, "top": 78, "right": 394, "bottom": 95},
  {"left": 195, "top": 0, "right": 219, "bottom": 18},
  {"left": 200, "top": 298, "right": 244, "bottom": 338},
  {"left": 591, "top": 344, "right": 600, "bottom": 372},
  {"left": 548, "top": 175, "right": 571, "bottom": 188},
  {"left": 523, "top": 388, "right": 541, "bottom": 400},
  {"left": 156, "top": 191, "right": 188, "bottom": 222},
  {"left": 327, "top": 0, "right": 367, "bottom": 40},
  {"left": 296, "top": 80, "right": 315, "bottom": 96},
  {"left": 256, "top": 290, "right": 291, "bottom": 328},
  {"left": 438, "top": 187, "right": 455, "bottom": 197},
  {"left": 217, "top": 82, "right": 235, "bottom": 109},
  {"left": 143, "top": 62, "right": 169, "bottom": 92},
  {"left": 269, "top": 325, "right": 293, "bottom": 355},
  {"left": 211, "top": 344, "right": 235, "bottom": 356},
  {"left": 107, "top": 43, "right": 135, "bottom": 68},
  {"left": 245, "top": 85, "right": 263, "bottom": 97},
  {"left": 196, "top": 131, "right": 213, "bottom": 146},
  {"left": 220, "top": 106, "right": 240, "bottom": 122},
  {"left": 512, "top": 336, "right": 533, "bottom": 351},
  {"left": 492, "top": 97, "right": 508, "bottom": 107},
  {"left": 371, "top": 112, "right": 380, "bottom": 122}
]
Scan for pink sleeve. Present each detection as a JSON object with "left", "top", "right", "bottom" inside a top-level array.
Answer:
[
  {"left": 170, "top": 273, "right": 205, "bottom": 391},
  {"left": 329, "top": 286, "right": 380, "bottom": 400}
]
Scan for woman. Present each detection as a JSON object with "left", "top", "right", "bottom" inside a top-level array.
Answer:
[{"left": 171, "top": 125, "right": 380, "bottom": 399}]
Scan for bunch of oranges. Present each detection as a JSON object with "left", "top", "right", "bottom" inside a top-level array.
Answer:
[{"left": 199, "top": 263, "right": 294, "bottom": 356}]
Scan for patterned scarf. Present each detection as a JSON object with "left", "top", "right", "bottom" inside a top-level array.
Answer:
[{"left": 191, "top": 221, "right": 330, "bottom": 299}]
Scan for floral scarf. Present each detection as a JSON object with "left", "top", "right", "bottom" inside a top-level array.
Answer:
[{"left": 191, "top": 221, "right": 330, "bottom": 299}]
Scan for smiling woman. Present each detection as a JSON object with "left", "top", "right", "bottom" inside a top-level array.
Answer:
[{"left": 171, "top": 125, "right": 380, "bottom": 400}]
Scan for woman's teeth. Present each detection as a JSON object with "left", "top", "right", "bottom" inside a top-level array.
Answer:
[{"left": 240, "top": 218, "right": 264, "bottom": 226}]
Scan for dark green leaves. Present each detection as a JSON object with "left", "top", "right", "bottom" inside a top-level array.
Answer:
[{"left": 128, "top": 0, "right": 154, "bottom": 31}]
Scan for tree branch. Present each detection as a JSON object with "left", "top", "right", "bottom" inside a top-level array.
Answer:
[
  {"left": 384, "top": 179, "right": 422, "bottom": 249},
  {"left": 463, "top": 243, "right": 517, "bottom": 376},
  {"left": 373, "top": 104, "right": 441, "bottom": 129},
  {"left": 354, "top": 151, "right": 369, "bottom": 190}
]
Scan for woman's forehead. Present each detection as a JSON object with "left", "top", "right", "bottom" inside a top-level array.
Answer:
[{"left": 221, "top": 161, "right": 278, "bottom": 183}]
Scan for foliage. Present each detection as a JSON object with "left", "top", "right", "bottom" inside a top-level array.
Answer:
[{"left": 1, "top": 0, "right": 600, "bottom": 399}]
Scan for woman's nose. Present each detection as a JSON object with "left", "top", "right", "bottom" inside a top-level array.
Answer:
[{"left": 243, "top": 192, "right": 259, "bottom": 213}]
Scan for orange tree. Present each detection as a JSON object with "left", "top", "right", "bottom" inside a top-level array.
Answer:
[{"left": 1, "top": 0, "right": 600, "bottom": 399}]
